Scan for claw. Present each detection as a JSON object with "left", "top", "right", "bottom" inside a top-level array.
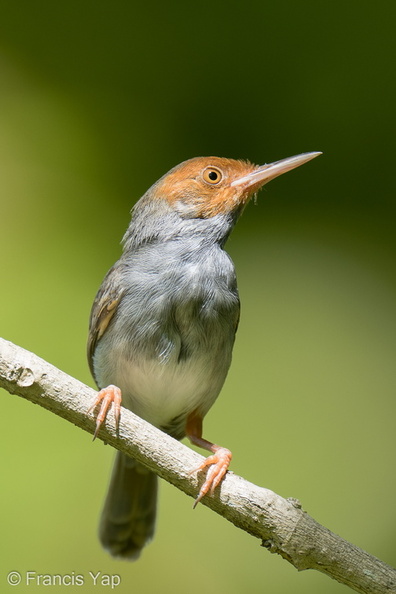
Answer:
[
  {"left": 190, "top": 447, "right": 232, "bottom": 507},
  {"left": 88, "top": 384, "right": 122, "bottom": 440}
]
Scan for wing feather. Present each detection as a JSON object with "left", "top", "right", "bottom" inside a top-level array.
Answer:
[{"left": 87, "top": 264, "right": 124, "bottom": 380}]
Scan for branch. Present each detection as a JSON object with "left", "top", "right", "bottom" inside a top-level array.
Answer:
[{"left": 0, "top": 337, "right": 395, "bottom": 594}]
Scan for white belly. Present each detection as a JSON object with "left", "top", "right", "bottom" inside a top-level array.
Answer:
[
  {"left": 94, "top": 339, "right": 231, "bottom": 437},
  {"left": 119, "top": 355, "right": 223, "bottom": 426}
]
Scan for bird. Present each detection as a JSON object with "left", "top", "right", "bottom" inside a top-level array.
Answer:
[{"left": 87, "top": 151, "right": 321, "bottom": 560}]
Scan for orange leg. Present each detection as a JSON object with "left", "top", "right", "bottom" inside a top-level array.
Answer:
[
  {"left": 88, "top": 384, "right": 122, "bottom": 440},
  {"left": 186, "top": 412, "right": 232, "bottom": 507}
]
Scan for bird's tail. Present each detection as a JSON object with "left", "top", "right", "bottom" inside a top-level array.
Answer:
[{"left": 99, "top": 451, "right": 157, "bottom": 560}]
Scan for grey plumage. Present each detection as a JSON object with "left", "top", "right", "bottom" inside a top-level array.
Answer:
[
  {"left": 89, "top": 183, "right": 240, "bottom": 558},
  {"left": 88, "top": 153, "right": 321, "bottom": 559},
  {"left": 99, "top": 453, "right": 157, "bottom": 560}
]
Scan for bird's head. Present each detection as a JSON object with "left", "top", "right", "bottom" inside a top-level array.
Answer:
[
  {"left": 124, "top": 152, "right": 321, "bottom": 250},
  {"left": 151, "top": 152, "right": 321, "bottom": 219}
]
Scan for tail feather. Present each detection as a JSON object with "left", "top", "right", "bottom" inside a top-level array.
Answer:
[{"left": 99, "top": 452, "right": 157, "bottom": 560}]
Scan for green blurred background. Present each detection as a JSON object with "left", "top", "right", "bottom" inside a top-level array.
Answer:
[{"left": 1, "top": 1, "right": 395, "bottom": 592}]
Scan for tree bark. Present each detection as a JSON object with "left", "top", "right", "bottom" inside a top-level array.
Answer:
[{"left": 0, "top": 337, "right": 395, "bottom": 593}]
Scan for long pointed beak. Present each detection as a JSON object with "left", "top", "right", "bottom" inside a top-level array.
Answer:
[{"left": 231, "top": 151, "right": 322, "bottom": 190}]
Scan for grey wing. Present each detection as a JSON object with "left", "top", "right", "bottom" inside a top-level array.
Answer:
[{"left": 87, "top": 263, "right": 125, "bottom": 381}]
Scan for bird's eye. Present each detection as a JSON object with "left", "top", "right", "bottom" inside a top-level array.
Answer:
[{"left": 202, "top": 167, "right": 223, "bottom": 185}]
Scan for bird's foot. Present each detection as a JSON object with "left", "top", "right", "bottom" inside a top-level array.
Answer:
[
  {"left": 190, "top": 447, "right": 232, "bottom": 508},
  {"left": 88, "top": 384, "right": 122, "bottom": 440}
]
